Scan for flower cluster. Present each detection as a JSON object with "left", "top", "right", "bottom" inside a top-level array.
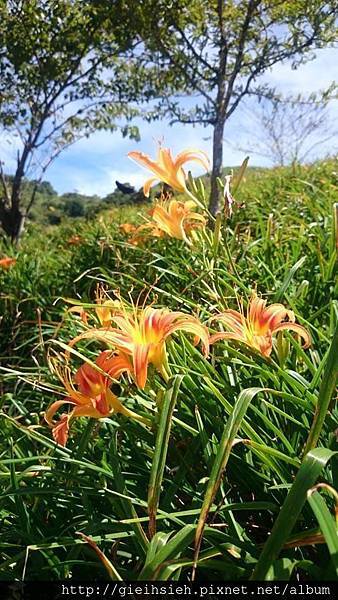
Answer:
[
  {"left": 119, "top": 146, "right": 210, "bottom": 245},
  {"left": 67, "top": 235, "right": 83, "bottom": 246},
  {"left": 46, "top": 289, "right": 310, "bottom": 446},
  {"left": 210, "top": 294, "right": 310, "bottom": 357},
  {"left": 120, "top": 196, "right": 206, "bottom": 246},
  {"left": 46, "top": 292, "right": 209, "bottom": 445},
  {"left": 45, "top": 145, "right": 311, "bottom": 447}
]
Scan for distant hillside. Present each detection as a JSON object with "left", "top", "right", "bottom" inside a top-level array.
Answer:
[
  {"left": 3, "top": 158, "right": 336, "bottom": 230},
  {"left": 1, "top": 175, "right": 148, "bottom": 226},
  {"left": 13, "top": 163, "right": 258, "bottom": 226}
]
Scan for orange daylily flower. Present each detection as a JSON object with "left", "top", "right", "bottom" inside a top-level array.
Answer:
[
  {"left": 210, "top": 294, "right": 311, "bottom": 357},
  {"left": 94, "top": 287, "right": 120, "bottom": 328},
  {"left": 69, "top": 301, "right": 210, "bottom": 389},
  {"left": 120, "top": 223, "right": 137, "bottom": 235},
  {"left": 69, "top": 305, "right": 89, "bottom": 325},
  {"left": 68, "top": 288, "right": 120, "bottom": 329},
  {"left": 128, "top": 222, "right": 165, "bottom": 246},
  {"left": 128, "top": 146, "right": 209, "bottom": 197},
  {"left": 67, "top": 235, "right": 83, "bottom": 246},
  {"left": 120, "top": 221, "right": 155, "bottom": 246},
  {"left": 45, "top": 350, "right": 145, "bottom": 446},
  {"left": 150, "top": 198, "right": 206, "bottom": 243},
  {"left": 0, "top": 256, "right": 16, "bottom": 269}
]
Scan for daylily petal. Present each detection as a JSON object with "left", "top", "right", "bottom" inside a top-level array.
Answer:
[
  {"left": 46, "top": 347, "right": 136, "bottom": 445},
  {"left": 273, "top": 322, "right": 311, "bottom": 348},
  {"left": 128, "top": 146, "right": 209, "bottom": 196},
  {"left": 213, "top": 310, "right": 246, "bottom": 334},
  {"left": 174, "top": 149, "right": 210, "bottom": 172},
  {"left": 261, "top": 304, "right": 295, "bottom": 331},
  {"left": 133, "top": 344, "right": 150, "bottom": 389},
  {"left": 120, "top": 223, "right": 137, "bottom": 234},
  {"left": 52, "top": 414, "right": 70, "bottom": 446},
  {"left": 158, "top": 148, "right": 174, "bottom": 172},
  {"left": 92, "top": 392, "right": 110, "bottom": 415},
  {"left": 149, "top": 197, "right": 205, "bottom": 242},
  {"left": 167, "top": 320, "right": 210, "bottom": 356},
  {"left": 143, "top": 177, "right": 158, "bottom": 197},
  {"left": 72, "top": 404, "right": 104, "bottom": 419},
  {"left": 128, "top": 151, "right": 168, "bottom": 180},
  {"left": 253, "top": 332, "right": 273, "bottom": 357},
  {"left": 0, "top": 257, "right": 16, "bottom": 269},
  {"left": 45, "top": 399, "right": 75, "bottom": 426},
  {"left": 209, "top": 331, "right": 247, "bottom": 345}
]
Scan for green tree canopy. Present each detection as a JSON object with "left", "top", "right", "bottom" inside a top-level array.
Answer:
[{"left": 0, "top": 0, "right": 157, "bottom": 241}]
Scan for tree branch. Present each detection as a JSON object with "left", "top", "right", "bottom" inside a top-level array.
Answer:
[
  {"left": 0, "top": 161, "right": 11, "bottom": 206},
  {"left": 222, "top": 0, "right": 262, "bottom": 115},
  {"left": 172, "top": 23, "right": 217, "bottom": 75}
]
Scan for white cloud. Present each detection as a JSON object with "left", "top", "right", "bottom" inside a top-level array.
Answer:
[
  {"left": 264, "top": 48, "right": 337, "bottom": 94},
  {"left": 71, "top": 167, "right": 146, "bottom": 197}
]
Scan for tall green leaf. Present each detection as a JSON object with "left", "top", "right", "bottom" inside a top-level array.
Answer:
[
  {"left": 148, "top": 375, "right": 183, "bottom": 538},
  {"left": 193, "top": 387, "right": 267, "bottom": 577},
  {"left": 138, "top": 525, "right": 195, "bottom": 580},
  {"left": 307, "top": 490, "right": 338, "bottom": 576},
  {"left": 273, "top": 256, "right": 306, "bottom": 302},
  {"left": 303, "top": 325, "right": 338, "bottom": 455},
  {"left": 251, "top": 448, "right": 336, "bottom": 580}
]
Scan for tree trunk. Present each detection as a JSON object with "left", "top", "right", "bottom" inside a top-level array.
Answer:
[
  {"left": 209, "top": 116, "right": 225, "bottom": 216},
  {"left": 0, "top": 203, "right": 26, "bottom": 245}
]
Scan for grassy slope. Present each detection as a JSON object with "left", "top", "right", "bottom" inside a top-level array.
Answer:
[{"left": 0, "top": 158, "right": 337, "bottom": 581}]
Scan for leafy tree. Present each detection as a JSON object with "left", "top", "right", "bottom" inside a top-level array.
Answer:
[
  {"left": 62, "top": 197, "right": 86, "bottom": 218},
  {"left": 0, "top": 0, "right": 155, "bottom": 242},
  {"left": 143, "top": 0, "right": 338, "bottom": 214},
  {"left": 36, "top": 180, "right": 56, "bottom": 197}
]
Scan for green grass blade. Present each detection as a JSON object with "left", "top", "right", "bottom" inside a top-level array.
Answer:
[
  {"left": 9, "top": 440, "right": 31, "bottom": 538},
  {"left": 232, "top": 156, "right": 250, "bottom": 194},
  {"left": 251, "top": 448, "right": 336, "bottom": 580},
  {"left": 307, "top": 490, "right": 338, "bottom": 576},
  {"left": 303, "top": 325, "right": 338, "bottom": 455},
  {"left": 140, "top": 531, "right": 173, "bottom": 577},
  {"left": 193, "top": 387, "right": 267, "bottom": 577},
  {"left": 138, "top": 525, "right": 195, "bottom": 580},
  {"left": 273, "top": 256, "right": 306, "bottom": 302},
  {"left": 147, "top": 375, "right": 183, "bottom": 538}
]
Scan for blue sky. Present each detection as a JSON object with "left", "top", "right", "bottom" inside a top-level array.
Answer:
[{"left": 3, "top": 48, "right": 338, "bottom": 197}]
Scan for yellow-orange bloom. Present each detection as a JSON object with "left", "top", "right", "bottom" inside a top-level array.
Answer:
[
  {"left": 210, "top": 294, "right": 311, "bottom": 357},
  {"left": 0, "top": 256, "right": 16, "bottom": 269},
  {"left": 45, "top": 350, "right": 138, "bottom": 446},
  {"left": 67, "top": 235, "right": 83, "bottom": 246},
  {"left": 119, "top": 223, "right": 137, "bottom": 235},
  {"left": 69, "top": 302, "right": 210, "bottom": 389},
  {"left": 68, "top": 305, "right": 89, "bottom": 325},
  {"left": 68, "top": 288, "right": 119, "bottom": 329},
  {"left": 150, "top": 198, "right": 206, "bottom": 243},
  {"left": 94, "top": 287, "right": 120, "bottom": 328},
  {"left": 127, "top": 222, "right": 166, "bottom": 246},
  {"left": 128, "top": 146, "right": 209, "bottom": 197}
]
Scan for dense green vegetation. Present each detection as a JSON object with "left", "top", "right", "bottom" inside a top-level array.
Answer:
[
  {"left": 0, "top": 176, "right": 146, "bottom": 226},
  {"left": 0, "top": 159, "right": 337, "bottom": 581}
]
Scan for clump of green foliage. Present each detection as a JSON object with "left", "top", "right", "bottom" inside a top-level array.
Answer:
[{"left": 0, "top": 176, "right": 145, "bottom": 227}]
